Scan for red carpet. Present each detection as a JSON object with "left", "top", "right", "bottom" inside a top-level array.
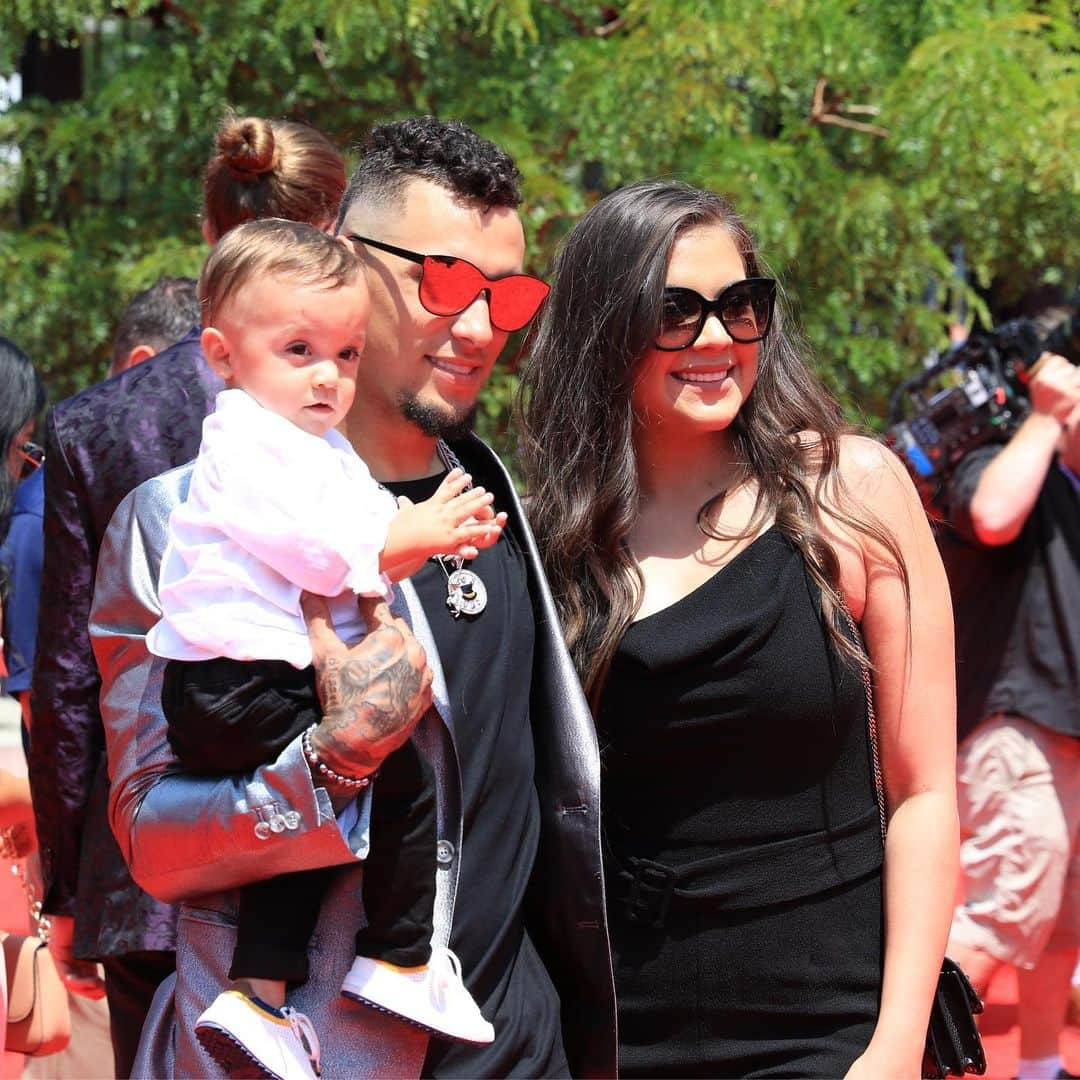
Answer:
[{"left": 979, "top": 966, "right": 1080, "bottom": 1079}]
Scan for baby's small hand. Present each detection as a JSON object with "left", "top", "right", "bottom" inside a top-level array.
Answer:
[
  {"left": 381, "top": 468, "right": 506, "bottom": 581},
  {"left": 432, "top": 470, "right": 498, "bottom": 540},
  {"left": 432, "top": 467, "right": 472, "bottom": 502},
  {"left": 452, "top": 511, "right": 508, "bottom": 560}
]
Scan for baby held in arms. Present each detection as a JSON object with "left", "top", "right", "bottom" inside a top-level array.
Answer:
[{"left": 147, "top": 218, "right": 501, "bottom": 1079}]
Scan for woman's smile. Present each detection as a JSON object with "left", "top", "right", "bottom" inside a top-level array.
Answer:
[{"left": 670, "top": 366, "right": 733, "bottom": 385}]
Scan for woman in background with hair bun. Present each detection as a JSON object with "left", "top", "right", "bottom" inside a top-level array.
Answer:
[{"left": 202, "top": 112, "right": 346, "bottom": 241}]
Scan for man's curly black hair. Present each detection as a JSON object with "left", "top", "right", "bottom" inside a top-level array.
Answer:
[{"left": 335, "top": 116, "right": 522, "bottom": 231}]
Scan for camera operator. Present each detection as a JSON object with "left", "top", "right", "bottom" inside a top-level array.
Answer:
[{"left": 941, "top": 349, "right": 1080, "bottom": 1080}]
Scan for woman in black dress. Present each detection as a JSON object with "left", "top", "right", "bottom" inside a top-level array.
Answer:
[{"left": 519, "top": 180, "right": 958, "bottom": 1078}]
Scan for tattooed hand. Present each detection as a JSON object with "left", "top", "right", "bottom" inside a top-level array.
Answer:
[{"left": 301, "top": 593, "right": 433, "bottom": 798}]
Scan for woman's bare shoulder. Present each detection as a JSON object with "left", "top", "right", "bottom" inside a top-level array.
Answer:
[
  {"left": 833, "top": 432, "right": 918, "bottom": 511},
  {"left": 791, "top": 428, "right": 898, "bottom": 482}
]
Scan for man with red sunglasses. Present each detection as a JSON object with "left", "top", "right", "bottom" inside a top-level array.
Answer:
[{"left": 92, "top": 118, "right": 616, "bottom": 1079}]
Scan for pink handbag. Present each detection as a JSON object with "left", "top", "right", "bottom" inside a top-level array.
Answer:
[{"left": 1, "top": 931, "right": 70, "bottom": 1056}]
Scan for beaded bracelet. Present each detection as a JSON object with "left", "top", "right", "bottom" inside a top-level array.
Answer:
[{"left": 302, "top": 725, "right": 378, "bottom": 790}]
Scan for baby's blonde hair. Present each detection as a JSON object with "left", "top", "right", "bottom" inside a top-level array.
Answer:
[{"left": 199, "top": 218, "right": 361, "bottom": 325}]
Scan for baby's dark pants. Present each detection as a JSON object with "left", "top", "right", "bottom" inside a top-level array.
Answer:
[{"left": 162, "top": 656, "right": 436, "bottom": 983}]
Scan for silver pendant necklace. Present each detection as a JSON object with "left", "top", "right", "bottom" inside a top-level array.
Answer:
[{"left": 434, "top": 440, "right": 488, "bottom": 620}]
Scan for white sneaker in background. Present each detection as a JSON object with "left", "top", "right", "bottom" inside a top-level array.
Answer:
[
  {"left": 195, "top": 989, "right": 322, "bottom": 1079},
  {"left": 340, "top": 946, "right": 495, "bottom": 1045}
]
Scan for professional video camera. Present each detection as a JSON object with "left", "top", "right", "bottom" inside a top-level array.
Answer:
[{"left": 885, "top": 314, "right": 1078, "bottom": 509}]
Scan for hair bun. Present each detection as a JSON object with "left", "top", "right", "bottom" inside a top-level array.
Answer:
[{"left": 216, "top": 116, "right": 276, "bottom": 181}]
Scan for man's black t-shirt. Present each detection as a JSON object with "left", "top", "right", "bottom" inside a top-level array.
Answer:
[
  {"left": 940, "top": 443, "right": 1080, "bottom": 741},
  {"left": 383, "top": 440, "right": 568, "bottom": 1079}
]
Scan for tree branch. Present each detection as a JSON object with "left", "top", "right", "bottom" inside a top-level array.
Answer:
[
  {"left": 816, "top": 114, "right": 890, "bottom": 137},
  {"left": 311, "top": 35, "right": 346, "bottom": 98},
  {"left": 809, "top": 75, "right": 889, "bottom": 138}
]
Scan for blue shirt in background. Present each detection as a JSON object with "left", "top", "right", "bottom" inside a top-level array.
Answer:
[{"left": 1, "top": 466, "right": 45, "bottom": 695}]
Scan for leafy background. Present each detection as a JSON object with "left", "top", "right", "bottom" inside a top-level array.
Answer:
[{"left": 1, "top": 0, "right": 1077, "bottom": 456}]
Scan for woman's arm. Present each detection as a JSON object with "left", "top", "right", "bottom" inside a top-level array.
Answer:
[{"left": 837, "top": 436, "right": 959, "bottom": 1080}]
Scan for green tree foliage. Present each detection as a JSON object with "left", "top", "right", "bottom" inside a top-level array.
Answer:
[{"left": 1, "top": 0, "right": 1077, "bottom": 449}]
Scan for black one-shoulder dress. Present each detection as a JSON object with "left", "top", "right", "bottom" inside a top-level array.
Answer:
[{"left": 597, "top": 525, "right": 884, "bottom": 1078}]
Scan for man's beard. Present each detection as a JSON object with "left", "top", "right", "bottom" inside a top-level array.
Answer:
[{"left": 399, "top": 393, "right": 477, "bottom": 442}]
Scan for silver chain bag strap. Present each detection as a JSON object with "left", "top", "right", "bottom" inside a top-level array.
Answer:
[{"left": 838, "top": 602, "right": 986, "bottom": 1079}]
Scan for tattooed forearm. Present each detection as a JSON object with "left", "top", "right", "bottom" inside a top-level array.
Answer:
[
  {"left": 342, "top": 656, "right": 426, "bottom": 732},
  {"left": 310, "top": 622, "right": 431, "bottom": 781}
]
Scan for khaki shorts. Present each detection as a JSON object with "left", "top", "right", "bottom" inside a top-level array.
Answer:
[{"left": 949, "top": 713, "right": 1080, "bottom": 969}]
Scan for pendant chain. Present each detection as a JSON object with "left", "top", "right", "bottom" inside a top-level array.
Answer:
[
  {"left": 377, "top": 439, "right": 487, "bottom": 618},
  {"left": 432, "top": 439, "right": 488, "bottom": 619},
  {"left": 434, "top": 440, "right": 468, "bottom": 574}
]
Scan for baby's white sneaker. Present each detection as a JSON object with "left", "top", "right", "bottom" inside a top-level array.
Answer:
[
  {"left": 340, "top": 946, "right": 494, "bottom": 1045},
  {"left": 195, "top": 988, "right": 322, "bottom": 1078}
]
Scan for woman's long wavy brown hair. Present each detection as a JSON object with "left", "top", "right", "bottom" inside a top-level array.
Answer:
[{"left": 517, "top": 180, "right": 907, "bottom": 707}]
